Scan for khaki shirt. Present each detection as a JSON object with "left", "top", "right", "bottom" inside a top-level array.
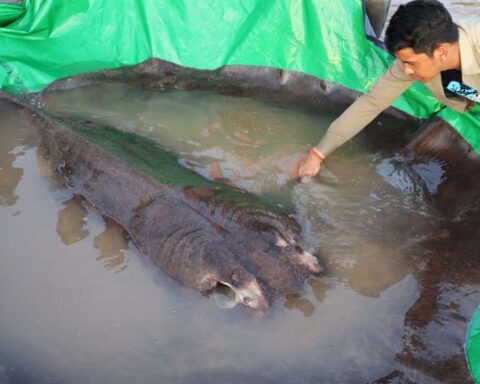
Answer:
[{"left": 316, "top": 17, "right": 480, "bottom": 157}]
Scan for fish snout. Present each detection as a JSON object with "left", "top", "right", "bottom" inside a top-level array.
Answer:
[
  {"left": 274, "top": 235, "right": 322, "bottom": 274},
  {"left": 219, "top": 268, "right": 269, "bottom": 314},
  {"left": 292, "top": 245, "right": 322, "bottom": 274},
  {"left": 235, "top": 280, "right": 269, "bottom": 315}
]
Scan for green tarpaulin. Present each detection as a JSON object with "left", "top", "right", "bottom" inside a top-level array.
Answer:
[
  {"left": 0, "top": 2, "right": 24, "bottom": 27},
  {"left": 468, "top": 306, "right": 480, "bottom": 383},
  {"left": 0, "top": 0, "right": 479, "bottom": 152}
]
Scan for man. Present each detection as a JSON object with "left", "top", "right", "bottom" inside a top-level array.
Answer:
[{"left": 297, "top": 0, "right": 480, "bottom": 178}]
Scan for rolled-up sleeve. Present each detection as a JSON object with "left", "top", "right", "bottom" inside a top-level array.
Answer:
[{"left": 316, "top": 60, "right": 414, "bottom": 156}]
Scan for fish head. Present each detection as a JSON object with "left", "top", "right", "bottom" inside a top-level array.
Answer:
[{"left": 219, "top": 267, "right": 269, "bottom": 315}]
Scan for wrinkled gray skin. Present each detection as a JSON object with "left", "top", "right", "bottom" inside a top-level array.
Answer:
[{"left": 20, "top": 106, "right": 321, "bottom": 315}]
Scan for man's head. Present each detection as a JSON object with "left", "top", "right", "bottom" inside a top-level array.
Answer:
[{"left": 385, "top": 0, "right": 460, "bottom": 83}]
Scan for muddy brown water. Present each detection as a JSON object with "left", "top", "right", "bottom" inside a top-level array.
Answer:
[{"left": 1, "top": 82, "right": 479, "bottom": 384}]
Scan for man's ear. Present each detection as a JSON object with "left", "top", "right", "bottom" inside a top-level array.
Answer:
[{"left": 434, "top": 44, "right": 449, "bottom": 63}]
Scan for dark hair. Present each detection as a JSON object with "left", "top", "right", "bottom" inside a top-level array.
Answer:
[{"left": 385, "top": 0, "right": 459, "bottom": 56}]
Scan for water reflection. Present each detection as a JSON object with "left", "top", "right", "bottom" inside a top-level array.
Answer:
[
  {"left": 0, "top": 104, "right": 25, "bottom": 206},
  {"left": 35, "top": 143, "right": 67, "bottom": 192},
  {"left": 37, "top": 146, "right": 130, "bottom": 272},
  {"left": 284, "top": 293, "right": 315, "bottom": 317},
  {"left": 307, "top": 277, "right": 330, "bottom": 304},
  {"left": 56, "top": 196, "right": 89, "bottom": 245},
  {"left": 94, "top": 217, "right": 129, "bottom": 272}
]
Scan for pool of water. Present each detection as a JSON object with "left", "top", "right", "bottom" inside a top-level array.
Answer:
[{"left": 0, "top": 85, "right": 479, "bottom": 383}]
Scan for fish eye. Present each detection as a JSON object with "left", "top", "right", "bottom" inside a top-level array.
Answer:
[
  {"left": 242, "top": 296, "right": 253, "bottom": 306},
  {"left": 294, "top": 245, "right": 304, "bottom": 254}
]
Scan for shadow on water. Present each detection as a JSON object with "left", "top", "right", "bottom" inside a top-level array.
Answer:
[{"left": 0, "top": 81, "right": 479, "bottom": 383}]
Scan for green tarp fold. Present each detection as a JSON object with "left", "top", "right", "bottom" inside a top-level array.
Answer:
[
  {"left": 0, "top": 2, "right": 24, "bottom": 27},
  {"left": 0, "top": 0, "right": 479, "bottom": 152},
  {"left": 468, "top": 306, "right": 480, "bottom": 383}
]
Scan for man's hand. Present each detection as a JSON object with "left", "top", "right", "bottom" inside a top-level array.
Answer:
[{"left": 297, "top": 148, "right": 325, "bottom": 179}]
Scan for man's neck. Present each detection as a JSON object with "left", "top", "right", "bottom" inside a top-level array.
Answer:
[{"left": 445, "top": 42, "right": 461, "bottom": 71}]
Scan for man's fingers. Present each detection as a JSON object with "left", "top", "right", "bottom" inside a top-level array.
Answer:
[
  {"left": 297, "top": 164, "right": 309, "bottom": 178},
  {"left": 300, "top": 175, "right": 312, "bottom": 183},
  {"left": 296, "top": 152, "right": 323, "bottom": 179},
  {"left": 297, "top": 166, "right": 313, "bottom": 178}
]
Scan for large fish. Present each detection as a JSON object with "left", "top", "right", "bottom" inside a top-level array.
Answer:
[{"left": 17, "top": 103, "right": 321, "bottom": 315}]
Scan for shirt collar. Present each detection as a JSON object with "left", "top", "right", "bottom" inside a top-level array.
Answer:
[{"left": 458, "top": 24, "right": 480, "bottom": 76}]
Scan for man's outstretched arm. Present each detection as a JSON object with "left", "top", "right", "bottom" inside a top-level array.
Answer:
[{"left": 298, "top": 60, "right": 414, "bottom": 178}]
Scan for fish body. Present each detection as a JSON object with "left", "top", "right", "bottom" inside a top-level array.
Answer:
[{"left": 23, "top": 107, "right": 321, "bottom": 315}]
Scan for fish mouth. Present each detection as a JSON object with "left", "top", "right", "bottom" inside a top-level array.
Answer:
[
  {"left": 210, "top": 282, "right": 237, "bottom": 309},
  {"left": 212, "top": 280, "right": 269, "bottom": 315}
]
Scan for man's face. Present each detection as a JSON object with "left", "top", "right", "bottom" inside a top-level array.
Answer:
[{"left": 395, "top": 47, "right": 444, "bottom": 83}]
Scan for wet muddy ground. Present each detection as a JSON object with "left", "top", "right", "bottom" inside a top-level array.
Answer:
[{"left": 1, "top": 79, "right": 479, "bottom": 383}]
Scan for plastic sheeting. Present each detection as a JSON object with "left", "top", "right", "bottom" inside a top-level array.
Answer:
[
  {"left": 0, "top": 2, "right": 24, "bottom": 27},
  {"left": 468, "top": 306, "right": 480, "bottom": 383},
  {"left": 0, "top": 0, "right": 479, "bottom": 152}
]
